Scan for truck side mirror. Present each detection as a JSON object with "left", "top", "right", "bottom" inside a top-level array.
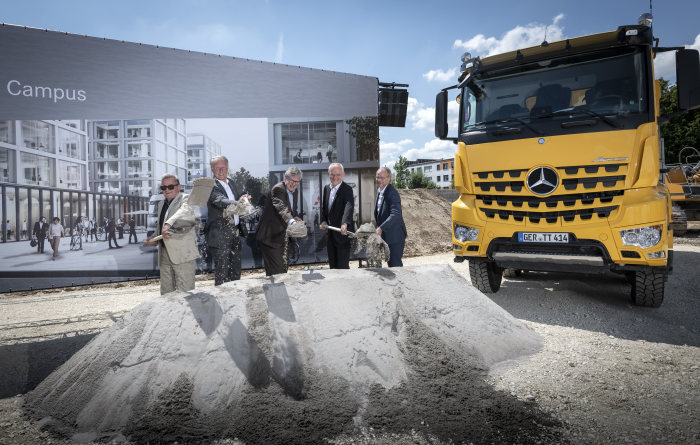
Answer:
[
  {"left": 435, "top": 90, "right": 448, "bottom": 139},
  {"left": 676, "top": 49, "right": 700, "bottom": 110}
]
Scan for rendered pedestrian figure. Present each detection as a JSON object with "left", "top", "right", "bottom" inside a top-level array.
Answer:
[
  {"left": 49, "top": 217, "right": 64, "bottom": 260},
  {"left": 107, "top": 217, "right": 121, "bottom": 249},
  {"left": 128, "top": 217, "right": 138, "bottom": 243},
  {"left": 32, "top": 217, "right": 48, "bottom": 253}
]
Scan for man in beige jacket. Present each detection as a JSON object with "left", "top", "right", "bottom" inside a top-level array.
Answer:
[{"left": 145, "top": 174, "right": 199, "bottom": 295}]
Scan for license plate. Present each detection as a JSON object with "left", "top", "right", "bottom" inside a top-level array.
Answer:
[{"left": 518, "top": 232, "right": 569, "bottom": 243}]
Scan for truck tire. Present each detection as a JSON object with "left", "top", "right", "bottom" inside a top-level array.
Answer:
[
  {"left": 469, "top": 259, "right": 502, "bottom": 293},
  {"left": 671, "top": 203, "right": 687, "bottom": 237},
  {"left": 630, "top": 269, "right": 666, "bottom": 308}
]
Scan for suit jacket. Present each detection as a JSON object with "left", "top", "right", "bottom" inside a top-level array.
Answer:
[
  {"left": 33, "top": 221, "right": 48, "bottom": 239},
  {"left": 321, "top": 181, "right": 355, "bottom": 246},
  {"left": 374, "top": 184, "right": 407, "bottom": 245},
  {"left": 205, "top": 179, "right": 248, "bottom": 247},
  {"left": 158, "top": 192, "right": 200, "bottom": 264},
  {"left": 255, "top": 181, "right": 299, "bottom": 248}
]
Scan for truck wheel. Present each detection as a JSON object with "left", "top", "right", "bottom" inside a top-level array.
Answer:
[
  {"left": 503, "top": 268, "right": 522, "bottom": 278},
  {"left": 630, "top": 269, "right": 666, "bottom": 308},
  {"left": 469, "top": 260, "right": 502, "bottom": 293},
  {"left": 671, "top": 204, "right": 687, "bottom": 237}
]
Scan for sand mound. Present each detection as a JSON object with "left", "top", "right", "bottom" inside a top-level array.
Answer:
[
  {"left": 399, "top": 189, "right": 454, "bottom": 257},
  {"left": 25, "top": 265, "right": 559, "bottom": 444}
]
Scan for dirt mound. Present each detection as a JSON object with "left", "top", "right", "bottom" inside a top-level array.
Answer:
[
  {"left": 24, "top": 265, "right": 558, "bottom": 444},
  {"left": 399, "top": 189, "right": 454, "bottom": 257}
]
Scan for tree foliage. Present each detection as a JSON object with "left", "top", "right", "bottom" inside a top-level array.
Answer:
[
  {"left": 407, "top": 171, "right": 437, "bottom": 189},
  {"left": 346, "top": 116, "right": 379, "bottom": 161},
  {"left": 659, "top": 78, "right": 700, "bottom": 164},
  {"left": 229, "top": 167, "right": 269, "bottom": 205},
  {"left": 393, "top": 155, "right": 409, "bottom": 189}
]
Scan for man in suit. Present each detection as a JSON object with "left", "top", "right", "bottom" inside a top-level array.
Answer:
[
  {"left": 128, "top": 217, "right": 138, "bottom": 244},
  {"left": 32, "top": 216, "right": 48, "bottom": 253},
  {"left": 374, "top": 167, "right": 407, "bottom": 267},
  {"left": 205, "top": 156, "right": 250, "bottom": 285},
  {"left": 145, "top": 174, "right": 199, "bottom": 295},
  {"left": 320, "top": 163, "right": 355, "bottom": 269},
  {"left": 255, "top": 167, "right": 302, "bottom": 276},
  {"left": 106, "top": 217, "right": 121, "bottom": 249}
]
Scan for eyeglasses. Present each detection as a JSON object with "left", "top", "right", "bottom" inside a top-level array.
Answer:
[
  {"left": 375, "top": 176, "right": 387, "bottom": 180},
  {"left": 286, "top": 177, "right": 301, "bottom": 184},
  {"left": 160, "top": 184, "right": 179, "bottom": 190}
]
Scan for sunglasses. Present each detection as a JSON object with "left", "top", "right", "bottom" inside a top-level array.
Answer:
[{"left": 160, "top": 184, "right": 179, "bottom": 190}]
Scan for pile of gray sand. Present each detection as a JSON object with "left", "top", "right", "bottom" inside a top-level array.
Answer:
[{"left": 25, "top": 265, "right": 564, "bottom": 444}]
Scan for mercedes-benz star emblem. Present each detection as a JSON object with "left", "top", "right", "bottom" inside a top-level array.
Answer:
[{"left": 527, "top": 166, "right": 559, "bottom": 195}]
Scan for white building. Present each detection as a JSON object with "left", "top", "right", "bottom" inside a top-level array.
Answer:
[
  {"left": 186, "top": 133, "right": 222, "bottom": 189},
  {"left": 407, "top": 158, "right": 455, "bottom": 189}
]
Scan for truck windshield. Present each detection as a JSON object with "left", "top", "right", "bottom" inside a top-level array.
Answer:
[{"left": 463, "top": 47, "right": 648, "bottom": 132}]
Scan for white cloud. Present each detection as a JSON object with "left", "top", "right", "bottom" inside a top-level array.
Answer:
[
  {"left": 380, "top": 138, "right": 458, "bottom": 169},
  {"left": 406, "top": 97, "right": 459, "bottom": 132},
  {"left": 655, "top": 33, "right": 700, "bottom": 80},
  {"left": 275, "top": 33, "right": 284, "bottom": 63},
  {"left": 423, "top": 67, "right": 458, "bottom": 82},
  {"left": 454, "top": 14, "right": 565, "bottom": 57}
]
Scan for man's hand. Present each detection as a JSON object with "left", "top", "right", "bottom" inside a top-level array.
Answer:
[
  {"left": 320, "top": 221, "right": 328, "bottom": 230},
  {"left": 144, "top": 236, "right": 157, "bottom": 246},
  {"left": 162, "top": 223, "right": 172, "bottom": 239},
  {"left": 376, "top": 227, "right": 383, "bottom": 236},
  {"left": 340, "top": 223, "right": 347, "bottom": 236}
]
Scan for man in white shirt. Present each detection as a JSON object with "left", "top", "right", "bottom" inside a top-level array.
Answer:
[{"left": 320, "top": 163, "right": 355, "bottom": 268}]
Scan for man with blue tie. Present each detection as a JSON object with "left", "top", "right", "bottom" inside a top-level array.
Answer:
[
  {"left": 374, "top": 167, "right": 407, "bottom": 267},
  {"left": 320, "top": 163, "right": 355, "bottom": 269}
]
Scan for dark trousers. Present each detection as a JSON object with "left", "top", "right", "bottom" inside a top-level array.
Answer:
[
  {"left": 37, "top": 237, "right": 45, "bottom": 253},
  {"left": 129, "top": 230, "right": 138, "bottom": 243},
  {"left": 327, "top": 239, "right": 350, "bottom": 269},
  {"left": 108, "top": 232, "right": 119, "bottom": 248},
  {"left": 210, "top": 235, "right": 242, "bottom": 285},
  {"left": 387, "top": 240, "right": 405, "bottom": 267},
  {"left": 260, "top": 243, "right": 287, "bottom": 276}
]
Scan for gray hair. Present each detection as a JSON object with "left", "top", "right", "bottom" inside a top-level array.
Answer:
[
  {"left": 161, "top": 173, "right": 179, "bottom": 184},
  {"left": 285, "top": 166, "right": 302, "bottom": 179},
  {"left": 328, "top": 163, "right": 344, "bottom": 174},
  {"left": 210, "top": 155, "right": 229, "bottom": 169},
  {"left": 377, "top": 167, "right": 392, "bottom": 177}
]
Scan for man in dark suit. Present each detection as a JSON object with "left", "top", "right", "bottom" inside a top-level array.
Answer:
[
  {"left": 128, "top": 217, "right": 137, "bottom": 244},
  {"left": 205, "top": 156, "right": 250, "bottom": 285},
  {"left": 255, "top": 167, "right": 302, "bottom": 276},
  {"left": 374, "top": 167, "right": 407, "bottom": 267},
  {"left": 107, "top": 217, "right": 121, "bottom": 249},
  {"left": 320, "top": 163, "right": 355, "bottom": 269},
  {"left": 32, "top": 216, "right": 48, "bottom": 253}
]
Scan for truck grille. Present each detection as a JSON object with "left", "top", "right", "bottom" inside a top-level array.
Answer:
[{"left": 472, "top": 163, "right": 627, "bottom": 225}]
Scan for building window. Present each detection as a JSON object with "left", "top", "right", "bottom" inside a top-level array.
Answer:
[
  {"left": 58, "top": 127, "right": 84, "bottom": 160},
  {"left": 127, "top": 180, "right": 152, "bottom": 197},
  {"left": 0, "top": 120, "right": 14, "bottom": 144},
  {"left": 424, "top": 165, "right": 432, "bottom": 172},
  {"left": 20, "top": 152, "right": 54, "bottom": 186},
  {"left": 0, "top": 148, "right": 15, "bottom": 183},
  {"left": 443, "top": 175, "right": 449, "bottom": 181},
  {"left": 96, "top": 181, "right": 121, "bottom": 194},
  {"left": 127, "top": 160, "right": 153, "bottom": 178},
  {"left": 21, "top": 121, "right": 55, "bottom": 153},
  {"left": 94, "top": 121, "right": 120, "bottom": 139},
  {"left": 95, "top": 142, "right": 119, "bottom": 159},
  {"left": 96, "top": 161, "right": 121, "bottom": 179},
  {"left": 58, "top": 160, "right": 84, "bottom": 189},
  {"left": 437, "top": 164, "right": 441, "bottom": 171},
  {"left": 280, "top": 121, "right": 337, "bottom": 164},
  {"left": 128, "top": 141, "right": 151, "bottom": 158},
  {"left": 126, "top": 120, "right": 151, "bottom": 138}
]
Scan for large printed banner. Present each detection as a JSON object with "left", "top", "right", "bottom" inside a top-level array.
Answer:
[{"left": 0, "top": 25, "right": 380, "bottom": 292}]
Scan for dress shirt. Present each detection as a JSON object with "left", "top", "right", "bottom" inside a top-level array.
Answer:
[
  {"left": 328, "top": 183, "right": 340, "bottom": 212},
  {"left": 217, "top": 179, "right": 239, "bottom": 225}
]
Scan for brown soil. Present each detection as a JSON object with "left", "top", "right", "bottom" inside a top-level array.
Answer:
[{"left": 399, "top": 189, "right": 453, "bottom": 257}]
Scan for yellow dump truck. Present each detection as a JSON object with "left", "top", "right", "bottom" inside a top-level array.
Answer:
[{"left": 435, "top": 14, "right": 700, "bottom": 307}]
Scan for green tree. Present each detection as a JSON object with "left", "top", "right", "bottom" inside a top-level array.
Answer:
[
  {"left": 393, "top": 155, "right": 409, "bottom": 189},
  {"left": 659, "top": 78, "right": 700, "bottom": 164},
  {"left": 229, "top": 167, "right": 269, "bottom": 205},
  {"left": 407, "top": 170, "right": 437, "bottom": 189},
  {"left": 346, "top": 116, "right": 379, "bottom": 161}
]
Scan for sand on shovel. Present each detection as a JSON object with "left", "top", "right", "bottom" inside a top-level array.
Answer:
[{"left": 24, "top": 265, "right": 562, "bottom": 444}]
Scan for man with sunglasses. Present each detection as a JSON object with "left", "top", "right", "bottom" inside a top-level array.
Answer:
[
  {"left": 205, "top": 156, "right": 250, "bottom": 285},
  {"left": 144, "top": 174, "right": 199, "bottom": 295},
  {"left": 256, "top": 166, "right": 303, "bottom": 276}
]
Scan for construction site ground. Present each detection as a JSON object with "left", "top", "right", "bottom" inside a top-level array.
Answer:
[{"left": 1, "top": 189, "right": 699, "bottom": 445}]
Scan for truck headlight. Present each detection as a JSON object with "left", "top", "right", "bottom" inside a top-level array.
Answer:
[
  {"left": 454, "top": 224, "right": 479, "bottom": 242},
  {"left": 619, "top": 225, "right": 662, "bottom": 249}
]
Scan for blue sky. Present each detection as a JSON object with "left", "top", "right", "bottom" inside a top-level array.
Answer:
[{"left": 2, "top": 0, "right": 700, "bottom": 172}]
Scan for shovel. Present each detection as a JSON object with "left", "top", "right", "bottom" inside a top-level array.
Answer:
[{"left": 327, "top": 225, "right": 355, "bottom": 237}]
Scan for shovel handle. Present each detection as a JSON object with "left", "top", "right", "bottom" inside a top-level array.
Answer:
[{"left": 327, "top": 225, "right": 354, "bottom": 236}]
